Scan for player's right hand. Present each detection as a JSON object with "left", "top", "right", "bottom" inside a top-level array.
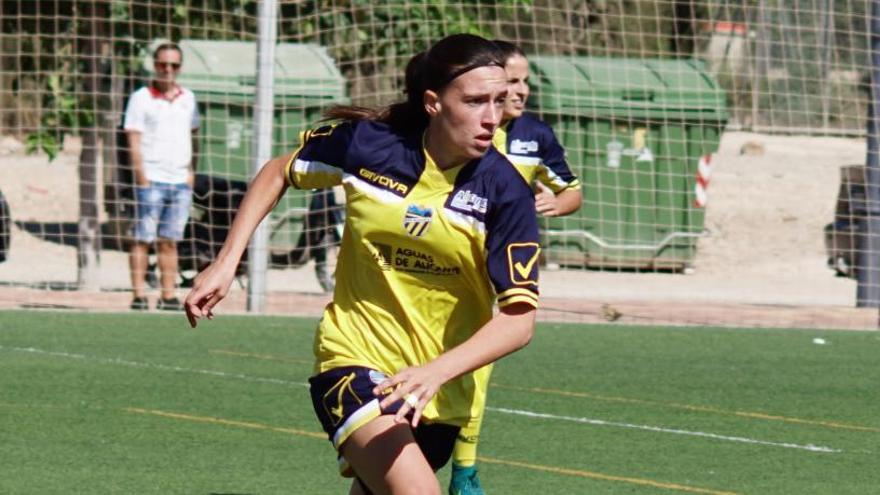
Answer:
[{"left": 184, "top": 261, "right": 236, "bottom": 328}]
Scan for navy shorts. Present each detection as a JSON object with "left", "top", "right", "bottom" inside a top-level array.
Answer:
[{"left": 308, "top": 366, "right": 459, "bottom": 476}]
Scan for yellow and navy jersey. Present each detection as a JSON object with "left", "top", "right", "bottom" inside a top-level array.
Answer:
[
  {"left": 492, "top": 113, "right": 581, "bottom": 194},
  {"left": 285, "top": 120, "right": 540, "bottom": 426}
]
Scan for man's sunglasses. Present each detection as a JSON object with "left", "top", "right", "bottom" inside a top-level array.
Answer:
[{"left": 154, "top": 61, "right": 181, "bottom": 70}]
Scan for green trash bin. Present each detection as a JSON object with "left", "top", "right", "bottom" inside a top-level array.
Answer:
[
  {"left": 158, "top": 39, "right": 348, "bottom": 257},
  {"left": 529, "top": 56, "right": 728, "bottom": 270}
]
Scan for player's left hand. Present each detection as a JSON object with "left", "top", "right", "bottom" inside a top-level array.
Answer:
[
  {"left": 372, "top": 364, "right": 445, "bottom": 428},
  {"left": 535, "top": 182, "right": 560, "bottom": 217}
]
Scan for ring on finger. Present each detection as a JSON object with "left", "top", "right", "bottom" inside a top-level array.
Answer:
[{"left": 404, "top": 393, "right": 419, "bottom": 408}]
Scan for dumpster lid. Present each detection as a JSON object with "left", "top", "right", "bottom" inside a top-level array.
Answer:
[
  {"left": 147, "top": 39, "right": 346, "bottom": 100},
  {"left": 529, "top": 56, "right": 727, "bottom": 120}
]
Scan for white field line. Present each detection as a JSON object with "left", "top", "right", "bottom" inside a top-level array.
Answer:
[
  {"left": 4, "top": 345, "right": 842, "bottom": 454},
  {"left": 1, "top": 345, "right": 307, "bottom": 388},
  {"left": 488, "top": 407, "right": 841, "bottom": 453}
]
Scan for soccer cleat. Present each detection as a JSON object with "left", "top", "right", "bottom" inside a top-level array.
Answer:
[
  {"left": 448, "top": 463, "right": 484, "bottom": 495},
  {"left": 156, "top": 297, "right": 183, "bottom": 311},
  {"left": 130, "top": 297, "right": 148, "bottom": 311}
]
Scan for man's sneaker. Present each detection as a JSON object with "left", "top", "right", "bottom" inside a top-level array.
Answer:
[
  {"left": 448, "top": 463, "right": 484, "bottom": 495},
  {"left": 130, "top": 297, "right": 148, "bottom": 311},
  {"left": 156, "top": 297, "right": 183, "bottom": 311}
]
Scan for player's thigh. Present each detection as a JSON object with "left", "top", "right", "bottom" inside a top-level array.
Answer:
[{"left": 341, "top": 415, "right": 440, "bottom": 495}]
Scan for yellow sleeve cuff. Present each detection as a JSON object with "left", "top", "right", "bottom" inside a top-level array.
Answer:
[{"left": 497, "top": 288, "right": 538, "bottom": 309}]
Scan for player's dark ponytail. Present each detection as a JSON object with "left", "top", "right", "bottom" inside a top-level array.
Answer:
[
  {"left": 324, "top": 34, "right": 504, "bottom": 132},
  {"left": 380, "top": 51, "right": 429, "bottom": 130}
]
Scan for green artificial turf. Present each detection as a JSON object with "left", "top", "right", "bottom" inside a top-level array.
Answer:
[{"left": 1, "top": 310, "right": 877, "bottom": 494}]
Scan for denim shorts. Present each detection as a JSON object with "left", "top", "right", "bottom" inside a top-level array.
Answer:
[{"left": 132, "top": 182, "right": 192, "bottom": 243}]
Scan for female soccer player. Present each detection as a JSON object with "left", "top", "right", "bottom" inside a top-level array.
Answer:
[
  {"left": 184, "top": 34, "right": 540, "bottom": 495},
  {"left": 449, "top": 40, "right": 583, "bottom": 495},
  {"left": 493, "top": 39, "right": 583, "bottom": 216}
]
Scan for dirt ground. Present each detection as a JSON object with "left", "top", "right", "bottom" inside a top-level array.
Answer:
[{"left": 0, "top": 131, "right": 875, "bottom": 330}]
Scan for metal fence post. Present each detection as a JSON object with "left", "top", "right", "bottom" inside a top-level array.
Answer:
[
  {"left": 857, "top": 0, "right": 880, "bottom": 308},
  {"left": 247, "top": 0, "right": 278, "bottom": 313}
]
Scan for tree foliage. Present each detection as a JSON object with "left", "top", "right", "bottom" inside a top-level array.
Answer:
[{"left": 9, "top": 0, "right": 869, "bottom": 141}]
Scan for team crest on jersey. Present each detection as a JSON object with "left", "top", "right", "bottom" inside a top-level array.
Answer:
[{"left": 403, "top": 204, "right": 433, "bottom": 238}]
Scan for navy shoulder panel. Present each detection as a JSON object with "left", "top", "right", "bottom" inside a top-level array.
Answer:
[
  {"left": 508, "top": 113, "right": 554, "bottom": 141},
  {"left": 347, "top": 120, "right": 425, "bottom": 197},
  {"left": 457, "top": 146, "right": 532, "bottom": 204}
]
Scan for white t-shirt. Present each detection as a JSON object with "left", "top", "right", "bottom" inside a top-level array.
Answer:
[{"left": 124, "top": 85, "right": 200, "bottom": 184}]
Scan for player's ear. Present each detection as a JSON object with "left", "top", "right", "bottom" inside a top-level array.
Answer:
[{"left": 424, "top": 90, "right": 440, "bottom": 117}]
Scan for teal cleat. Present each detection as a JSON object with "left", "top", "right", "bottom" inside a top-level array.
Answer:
[{"left": 448, "top": 463, "right": 485, "bottom": 495}]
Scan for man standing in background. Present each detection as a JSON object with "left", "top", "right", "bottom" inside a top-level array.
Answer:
[{"left": 124, "top": 42, "right": 200, "bottom": 311}]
